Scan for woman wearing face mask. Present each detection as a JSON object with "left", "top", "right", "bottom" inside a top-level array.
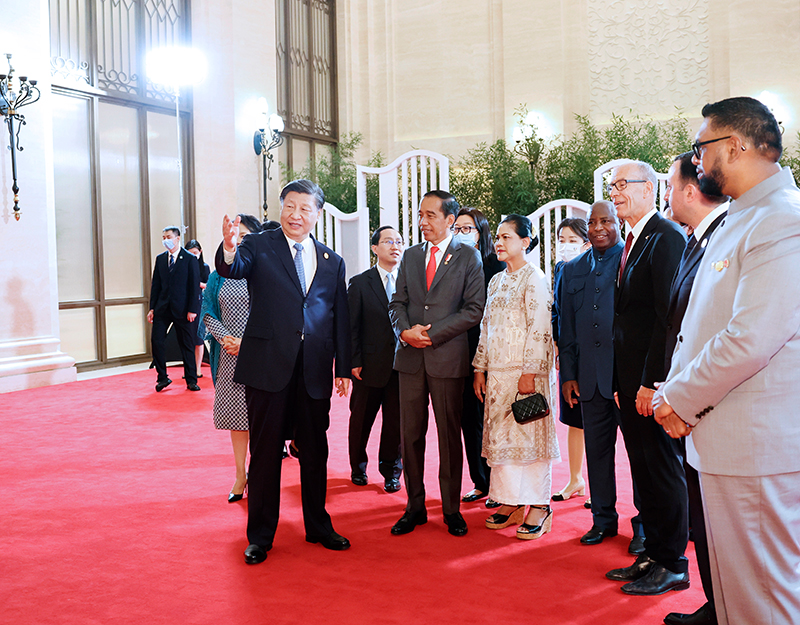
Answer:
[
  {"left": 201, "top": 214, "right": 262, "bottom": 502},
  {"left": 454, "top": 207, "right": 507, "bottom": 509},
  {"left": 185, "top": 240, "right": 211, "bottom": 378},
  {"left": 551, "top": 218, "right": 591, "bottom": 504},
  {"left": 473, "top": 214, "right": 560, "bottom": 539}
]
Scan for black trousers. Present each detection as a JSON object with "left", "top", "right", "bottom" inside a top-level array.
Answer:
[
  {"left": 399, "top": 370, "right": 464, "bottom": 516},
  {"left": 151, "top": 312, "right": 197, "bottom": 385},
  {"left": 245, "top": 345, "right": 334, "bottom": 548},
  {"left": 618, "top": 393, "right": 689, "bottom": 573},
  {"left": 460, "top": 375, "right": 490, "bottom": 494},
  {"left": 682, "top": 442, "right": 715, "bottom": 605},
  {"left": 581, "top": 390, "right": 644, "bottom": 536},
  {"left": 348, "top": 372, "right": 402, "bottom": 481}
]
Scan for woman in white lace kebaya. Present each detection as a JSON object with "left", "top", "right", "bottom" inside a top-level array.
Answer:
[{"left": 473, "top": 214, "right": 560, "bottom": 540}]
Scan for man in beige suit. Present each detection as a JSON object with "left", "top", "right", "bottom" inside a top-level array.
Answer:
[{"left": 654, "top": 96, "right": 800, "bottom": 625}]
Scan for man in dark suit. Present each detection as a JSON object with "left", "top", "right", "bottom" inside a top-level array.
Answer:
[
  {"left": 147, "top": 226, "right": 201, "bottom": 392},
  {"left": 388, "top": 190, "right": 485, "bottom": 537},
  {"left": 216, "top": 179, "right": 352, "bottom": 565},
  {"left": 347, "top": 226, "right": 404, "bottom": 493},
  {"left": 605, "top": 160, "right": 690, "bottom": 595},
  {"left": 660, "top": 152, "right": 727, "bottom": 625},
  {"left": 559, "top": 200, "right": 645, "bottom": 552}
]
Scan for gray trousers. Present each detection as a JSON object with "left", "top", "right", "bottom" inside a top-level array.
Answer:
[
  {"left": 398, "top": 370, "right": 464, "bottom": 516},
  {"left": 700, "top": 471, "right": 800, "bottom": 625}
]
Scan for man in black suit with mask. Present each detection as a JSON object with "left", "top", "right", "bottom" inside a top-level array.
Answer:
[
  {"left": 347, "top": 226, "right": 404, "bottom": 493},
  {"left": 660, "top": 152, "right": 728, "bottom": 625},
  {"left": 148, "top": 226, "right": 201, "bottom": 392},
  {"left": 605, "top": 159, "right": 689, "bottom": 596}
]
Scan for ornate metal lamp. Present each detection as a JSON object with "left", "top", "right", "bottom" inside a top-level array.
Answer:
[
  {"left": 253, "top": 98, "right": 285, "bottom": 219},
  {"left": 0, "top": 54, "right": 41, "bottom": 221}
]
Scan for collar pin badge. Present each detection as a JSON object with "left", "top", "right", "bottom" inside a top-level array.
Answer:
[
  {"left": 712, "top": 259, "right": 729, "bottom": 272},
  {"left": 444, "top": 253, "right": 452, "bottom": 265},
  {"left": 323, "top": 252, "right": 329, "bottom": 259}
]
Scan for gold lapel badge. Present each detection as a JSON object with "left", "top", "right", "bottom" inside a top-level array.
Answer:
[
  {"left": 323, "top": 252, "right": 329, "bottom": 260},
  {"left": 444, "top": 253, "right": 453, "bottom": 265},
  {"left": 712, "top": 259, "right": 729, "bottom": 272}
]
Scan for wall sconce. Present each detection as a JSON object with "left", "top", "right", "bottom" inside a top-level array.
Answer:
[
  {"left": 253, "top": 98, "right": 285, "bottom": 219},
  {"left": 0, "top": 54, "right": 41, "bottom": 221}
]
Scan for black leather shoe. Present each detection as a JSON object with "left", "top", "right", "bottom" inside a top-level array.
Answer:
[
  {"left": 155, "top": 378, "right": 172, "bottom": 392},
  {"left": 485, "top": 498, "right": 501, "bottom": 509},
  {"left": 621, "top": 564, "right": 689, "bottom": 595},
  {"left": 664, "top": 602, "right": 717, "bottom": 625},
  {"left": 444, "top": 512, "right": 468, "bottom": 537},
  {"left": 391, "top": 511, "right": 427, "bottom": 535},
  {"left": 580, "top": 525, "right": 618, "bottom": 545},
  {"left": 384, "top": 478, "right": 401, "bottom": 493},
  {"left": 629, "top": 535, "right": 646, "bottom": 555},
  {"left": 306, "top": 531, "right": 351, "bottom": 551},
  {"left": 244, "top": 544, "right": 268, "bottom": 564},
  {"left": 584, "top": 498, "right": 592, "bottom": 509},
  {"left": 351, "top": 473, "right": 368, "bottom": 486},
  {"left": 187, "top": 383, "right": 201, "bottom": 391},
  {"left": 461, "top": 489, "right": 487, "bottom": 503},
  {"left": 606, "top": 553, "right": 655, "bottom": 581}
]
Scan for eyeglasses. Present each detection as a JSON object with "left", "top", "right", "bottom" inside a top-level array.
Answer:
[
  {"left": 606, "top": 179, "right": 646, "bottom": 194},
  {"left": 453, "top": 225, "right": 478, "bottom": 234},
  {"left": 378, "top": 239, "right": 404, "bottom": 247},
  {"left": 691, "top": 135, "right": 732, "bottom": 159}
]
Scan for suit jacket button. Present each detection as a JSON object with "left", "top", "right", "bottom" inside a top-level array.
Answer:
[
  {"left": 303, "top": 302, "right": 308, "bottom": 309},
  {"left": 595, "top": 341, "right": 600, "bottom": 347},
  {"left": 595, "top": 287, "right": 600, "bottom": 293},
  {"left": 596, "top": 272, "right": 601, "bottom": 276},
  {"left": 424, "top": 305, "right": 429, "bottom": 310},
  {"left": 593, "top": 323, "right": 598, "bottom": 328},
  {"left": 593, "top": 305, "right": 598, "bottom": 310}
]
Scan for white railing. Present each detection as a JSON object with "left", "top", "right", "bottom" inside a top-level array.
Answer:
[
  {"left": 312, "top": 201, "right": 368, "bottom": 282},
  {"left": 357, "top": 149, "right": 450, "bottom": 249},
  {"left": 523, "top": 199, "right": 592, "bottom": 287}
]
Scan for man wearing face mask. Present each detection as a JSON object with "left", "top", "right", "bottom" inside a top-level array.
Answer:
[{"left": 148, "top": 226, "right": 201, "bottom": 392}]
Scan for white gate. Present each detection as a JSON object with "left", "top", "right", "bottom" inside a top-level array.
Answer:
[
  {"left": 312, "top": 201, "right": 367, "bottom": 283},
  {"left": 357, "top": 149, "right": 450, "bottom": 248}
]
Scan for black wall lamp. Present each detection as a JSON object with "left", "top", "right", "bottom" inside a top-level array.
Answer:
[
  {"left": 0, "top": 54, "right": 41, "bottom": 221},
  {"left": 253, "top": 97, "right": 285, "bottom": 219}
]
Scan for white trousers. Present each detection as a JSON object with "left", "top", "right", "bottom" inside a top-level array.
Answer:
[
  {"left": 487, "top": 460, "right": 552, "bottom": 506},
  {"left": 700, "top": 471, "right": 800, "bottom": 625}
]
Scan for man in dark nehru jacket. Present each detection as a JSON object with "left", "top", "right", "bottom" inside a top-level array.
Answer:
[
  {"left": 216, "top": 179, "right": 351, "bottom": 565},
  {"left": 558, "top": 200, "right": 645, "bottom": 555},
  {"left": 347, "top": 225, "right": 404, "bottom": 493}
]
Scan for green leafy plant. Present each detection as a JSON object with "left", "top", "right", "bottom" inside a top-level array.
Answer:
[{"left": 780, "top": 131, "right": 800, "bottom": 183}]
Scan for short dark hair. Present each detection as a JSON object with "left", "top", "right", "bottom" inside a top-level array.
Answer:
[
  {"left": 423, "top": 190, "right": 460, "bottom": 219},
  {"left": 237, "top": 214, "right": 263, "bottom": 235},
  {"left": 457, "top": 207, "right": 495, "bottom": 259},
  {"left": 557, "top": 217, "right": 588, "bottom": 242},
  {"left": 185, "top": 239, "right": 204, "bottom": 265},
  {"left": 673, "top": 151, "right": 728, "bottom": 203},
  {"left": 500, "top": 214, "right": 538, "bottom": 253},
  {"left": 262, "top": 219, "right": 281, "bottom": 231},
  {"left": 701, "top": 96, "right": 782, "bottom": 161},
  {"left": 162, "top": 226, "right": 180, "bottom": 238},
  {"left": 280, "top": 179, "right": 325, "bottom": 210},
  {"left": 371, "top": 225, "right": 403, "bottom": 246}
]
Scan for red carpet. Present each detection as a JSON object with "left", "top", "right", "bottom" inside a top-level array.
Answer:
[{"left": 0, "top": 367, "right": 703, "bottom": 624}]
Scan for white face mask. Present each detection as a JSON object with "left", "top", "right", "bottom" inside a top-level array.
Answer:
[
  {"left": 557, "top": 242, "right": 583, "bottom": 263},
  {"left": 163, "top": 238, "right": 177, "bottom": 251},
  {"left": 453, "top": 232, "right": 479, "bottom": 248}
]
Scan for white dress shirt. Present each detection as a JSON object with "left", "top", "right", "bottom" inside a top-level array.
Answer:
[
  {"left": 628, "top": 207, "right": 659, "bottom": 250},
  {"left": 375, "top": 263, "right": 398, "bottom": 294},
  {"left": 693, "top": 202, "right": 729, "bottom": 245},
  {"left": 425, "top": 233, "right": 453, "bottom": 271}
]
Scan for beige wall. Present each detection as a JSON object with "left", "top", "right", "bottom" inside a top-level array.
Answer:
[{"left": 338, "top": 0, "right": 800, "bottom": 164}]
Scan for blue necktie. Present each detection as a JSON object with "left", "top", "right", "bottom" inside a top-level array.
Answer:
[
  {"left": 385, "top": 272, "right": 395, "bottom": 302},
  {"left": 169, "top": 253, "right": 174, "bottom": 270},
  {"left": 293, "top": 242, "right": 307, "bottom": 295}
]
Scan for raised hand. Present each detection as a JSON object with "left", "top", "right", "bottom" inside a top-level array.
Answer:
[{"left": 222, "top": 214, "right": 241, "bottom": 252}]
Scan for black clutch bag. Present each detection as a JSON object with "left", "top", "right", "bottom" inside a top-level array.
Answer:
[{"left": 511, "top": 392, "right": 550, "bottom": 424}]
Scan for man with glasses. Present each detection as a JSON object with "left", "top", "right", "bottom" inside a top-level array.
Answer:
[
  {"left": 605, "top": 160, "right": 690, "bottom": 595},
  {"left": 347, "top": 226, "right": 405, "bottom": 493},
  {"left": 654, "top": 96, "right": 800, "bottom": 625}
]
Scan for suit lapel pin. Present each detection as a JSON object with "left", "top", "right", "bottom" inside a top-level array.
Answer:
[
  {"left": 324, "top": 252, "right": 329, "bottom": 259},
  {"left": 712, "top": 259, "right": 729, "bottom": 272},
  {"left": 701, "top": 239, "right": 708, "bottom": 248},
  {"left": 444, "top": 253, "right": 452, "bottom": 265}
]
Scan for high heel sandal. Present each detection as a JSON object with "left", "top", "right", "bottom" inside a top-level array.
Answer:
[
  {"left": 485, "top": 505, "right": 525, "bottom": 529},
  {"left": 516, "top": 505, "right": 554, "bottom": 540},
  {"left": 228, "top": 480, "right": 248, "bottom": 503},
  {"left": 551, "top": 481, "right": 586, "bottom": 501}
]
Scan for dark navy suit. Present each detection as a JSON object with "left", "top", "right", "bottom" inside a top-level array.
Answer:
[
  {"left": 559, "top": 242, "right": 642, "bottom": 535},
  {"left": 215, "top": 228, "right": 351, "bottom": 548},
  {"left": 149, "top": 247, "right": 200, "bottom": 385},
  {"left": 664, "top": 208, "right": 726, "bottom": 607}
]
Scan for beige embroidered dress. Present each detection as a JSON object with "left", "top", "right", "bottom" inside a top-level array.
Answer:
[{"left": 473, "top": 262, "right": 560, "bottom": 505}]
